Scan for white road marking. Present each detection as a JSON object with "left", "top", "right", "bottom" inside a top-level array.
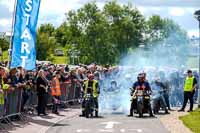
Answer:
[
  {"left": 77, "top": 129, "right": 82, "bottom": 133},
  {"left": 129, "top": 129, "right": 143, "bottom": 133},
  {"left": 120, "top": 129, "right": 125, "bottom": 132},
  {"left": 76, "top": 129, "right": 90, "bottom": 132},
  {"left": 99, "top": 129, "right": 114, "bottom": 132},
  {"left": 100, "top": 121, "right": 121, "bottom": 129}
]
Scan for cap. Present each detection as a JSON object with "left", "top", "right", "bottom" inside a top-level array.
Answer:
[
  {"left": 187, "top": 70, "right": 192, "bottom": 73},
  {"left": 53, "top": 71, "right": 60, "bottom": 76}
]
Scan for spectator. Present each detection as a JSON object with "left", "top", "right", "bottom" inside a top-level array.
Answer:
[
  {"left": 65, "top": 64, "right": 69, "bottom": 72},
  {"left": 51, "top": 71, "right": 61, "bottom": 114},
  {"left": 36, "top": 70, "right": 48, "bottom": 116}
]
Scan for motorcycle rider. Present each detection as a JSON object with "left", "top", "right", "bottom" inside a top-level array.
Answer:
[
  {"left": 159, "top": 72, "right": 171, "bottom": 111},
  {"left": 128, "top": 73, "right": 154, "bottom": 117},
  {"left": 107, "top": 80, "right": 119, "bottom": 92},
  {"left": 151, "top": 77, "right": 169, "bottom": 114},
  {"left": 80, "top": 74, "right": 100, "bottom": 117}
]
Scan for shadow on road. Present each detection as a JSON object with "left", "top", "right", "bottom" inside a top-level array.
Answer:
[
  {"left": 40, "top": 115, "right": 55, "bottom": 119},
  {"left": 52, "top": 123, "right": 70, "bottom": 127},
  {"left": 134, "top": 116, "right": 157, "bottom": 119}
]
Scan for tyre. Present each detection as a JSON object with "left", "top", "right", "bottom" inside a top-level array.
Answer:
[
  {"left": 85, "top": 102, "right": 90, "bottom": 118},
  {"left": 138, "top": 103, "right": 143, "bottom": 118}
]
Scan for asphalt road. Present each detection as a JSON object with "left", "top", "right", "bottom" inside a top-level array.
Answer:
[{"left": 46, "top": 113, "right": 169, "bottom": 133}]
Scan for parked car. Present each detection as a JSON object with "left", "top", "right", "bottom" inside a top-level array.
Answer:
[
  {"left": 36, "top": 60, "right": 52, "bottom": 65},
  {"left": 54, "top": 49, "right": 64, "bottom": 56}
]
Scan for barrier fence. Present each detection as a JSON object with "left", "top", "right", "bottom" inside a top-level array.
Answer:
[{"left": 0, "top": 81, "right": 82, "bottom": 130}]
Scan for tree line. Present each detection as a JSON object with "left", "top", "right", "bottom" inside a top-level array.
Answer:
[{"left": 1, "top": 1, "right": 189, "bottom": 65}]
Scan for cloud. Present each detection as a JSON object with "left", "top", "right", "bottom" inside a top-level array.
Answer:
[
  {"left": 137, "top": 6, "right": 147, "bottom": 15},
  {"left": 132, "top": 0, "right": 200, "bottom": 7},
  {"left": 0, "top": 0, "right": 199, "bottom": 36},
  {"left": 188, "top": 30, "right": 199, "bottom": 37},
  {"left": 1, "top": 0, "right": 15, "bottom": 12},
  {"left": 0, "top": 19, "right": 11, "bottom": 27},
  {"left": 0, "top": 5, "right": 12, "bottom": 19},
  {"left": 168, "top": 7, "right": 185, "bottom": 17}
]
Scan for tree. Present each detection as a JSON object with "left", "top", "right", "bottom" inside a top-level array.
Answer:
[
  {"left": 36, "top": 24, "right": 56, "bottom": 60},
  {"left": 35, "top": 1, "right": 189, "bottom": 65},
  {"left": 0, "top": 38, "right": 9, "bottom": 51},
  {"left": 103, "top": 1, "right": 145, "bottom": 57},
  {"left": 66, "top": 2, "right": 118, "bottom": 64},
  {"left": 146, "top": 15, "right": 166, "bottom": 43},
  {"left": 39, "top": 23, "right": 55, "bottom": 36},
  {"left": 146, "top": 15, "right": 189, "bottom": 45}
]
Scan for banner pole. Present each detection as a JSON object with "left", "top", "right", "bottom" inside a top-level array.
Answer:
[{"left": 7, "top": 0, "right": 18, "bottom": 69}]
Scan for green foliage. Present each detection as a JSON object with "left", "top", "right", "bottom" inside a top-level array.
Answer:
[
  {"left": 35, "top": 1, "right": 188, "bottom": 65},
  {"left": 180, "top": 109, "right": 200, "bottom": 133},
  {"left": 36, "top": 24, "right": 56, "bottom": 60},
  {"left": 0, "top": 38, "right": 9, "bottom": 51},
  {"left": 2, "top": 50, "right": 8, "bottom": 61}
]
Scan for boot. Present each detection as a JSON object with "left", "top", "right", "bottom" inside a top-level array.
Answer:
[
  {"left": 95, "top": 111, "right": 98, "bottom": 117},
  {"left": 79, "top": 111, "right": 85, "bottom": 117},
  {"left": 165, "top": 109, "right": 170, "bottom": 114},
  {"left": 128, "top": 110, "right": 133, "bottom": 117}
]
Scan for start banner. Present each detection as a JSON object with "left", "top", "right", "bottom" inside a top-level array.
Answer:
[{"left": 10, "top": 0, "right": 41, "bottom": 70}]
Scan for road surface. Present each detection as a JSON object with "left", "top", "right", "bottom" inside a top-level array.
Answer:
[{"left": 46, "top": 113, "right": 169, "bottom": 133}]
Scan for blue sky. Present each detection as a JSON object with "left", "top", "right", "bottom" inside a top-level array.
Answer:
[{"left": 0, "top": 0, "right": 199, "bottom": 37}]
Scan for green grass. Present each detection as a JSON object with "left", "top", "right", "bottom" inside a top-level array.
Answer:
[
  {"left": 179, "top": 109, "right": 200, "bottom": 133},
  {"left": 51, "top": 55, "right": 69, "bottom": 64},
  {"left": 2, "top": 49, "right": 70, "bottom": 64}
]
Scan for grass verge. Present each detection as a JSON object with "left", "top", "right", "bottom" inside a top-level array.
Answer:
[{"left": 179, "top": 108, "right": 200, "bottom": 133}]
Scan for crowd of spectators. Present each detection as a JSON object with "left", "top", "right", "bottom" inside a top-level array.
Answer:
[
  {"left": 0, "top": 61, "right": 199, "bottom": 116},
  {"left": 0, "top": 61, "right": 117, "bottom": 116}
]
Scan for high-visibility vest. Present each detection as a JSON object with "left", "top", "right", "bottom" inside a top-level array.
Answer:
[
  {"left": 0, "top": 93, "right": 4, "bottom": 105},
  {"left": 84, "top": 80, "right": 98, "bottom": 98},
  {"left": 1, "top": 78, "right": 9, "bottom": 90},
  {"left": 51, "top": 77, "right": 61, "bottom": 96},
  {"left": 0, "top": 78, "right": 5, "bottom": 105},
  {"left": 184, "top": 76, "right": 194, "bottom": 92}
]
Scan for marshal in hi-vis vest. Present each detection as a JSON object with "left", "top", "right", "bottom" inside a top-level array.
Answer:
[
  {"left": 51, "top": 77, "right": 61, "bottom": 96},
  {"left": 84, "top": 80, "right": 99, "bottom": 98},
  {"left": 184, "top": 76, "right": 194, "bottom": 92}
]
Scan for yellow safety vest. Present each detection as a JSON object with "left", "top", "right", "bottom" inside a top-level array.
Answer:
[
  {"left": 1, "top": 79, "right": 9, "bottom": 90},
  {"left": 84, "top": 80, "right": 98, "bottom": 98},
  {"left": 0, "top": 93, "right": 4, "bottom": 105},
  {"left": 184, "top": 76, "right": 194, "bottom": 92},
  {"left": 0, "top": 79, "right": 5, "bottom": 105}
]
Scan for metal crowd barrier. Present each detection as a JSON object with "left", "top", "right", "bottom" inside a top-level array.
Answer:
[
  {"left": 0, "top": 81, "right": 82, "bottom": 130},
  {"left": 60, "top": 81, "right": 81, "bottom": 104}
]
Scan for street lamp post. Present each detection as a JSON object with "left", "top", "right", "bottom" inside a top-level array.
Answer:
[{"left": 194, "top": 10, "right": 200, "bottom": 108}]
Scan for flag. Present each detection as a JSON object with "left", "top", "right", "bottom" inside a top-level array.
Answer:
[{"left": 10, "top": 0, "right": 41, "bottom": 70}]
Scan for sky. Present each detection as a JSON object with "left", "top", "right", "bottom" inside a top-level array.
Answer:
[{"left": 0, "top": 0, "right": 200, "bottom": 37}]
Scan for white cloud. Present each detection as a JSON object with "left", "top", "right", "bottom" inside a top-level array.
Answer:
[
  {"left": 137, "top": 6, "right": 147, "bottom": 15},
  {"left": 151, "top": 7, "right": 161, "bottom": 11},
  {"left": 188, "top": 30, "right": 199, "bottom": 37},
  {"left": 0, "top": 19, "right": 11, "bottom": 27},
  {"left": 1, "top": 0, "right": 15, "bottom": 12},
  {"left": 132, "top": 0, "right": 200, "bottom": 7},
  {"left": 40, "top": 0, "right": 81, "bottom": 15},
  {"left": 168, "top": 7, "right": 185, "bottom": 16},
  {"left": 186, "top": 8, "right": 197, "bottom": 14}
]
